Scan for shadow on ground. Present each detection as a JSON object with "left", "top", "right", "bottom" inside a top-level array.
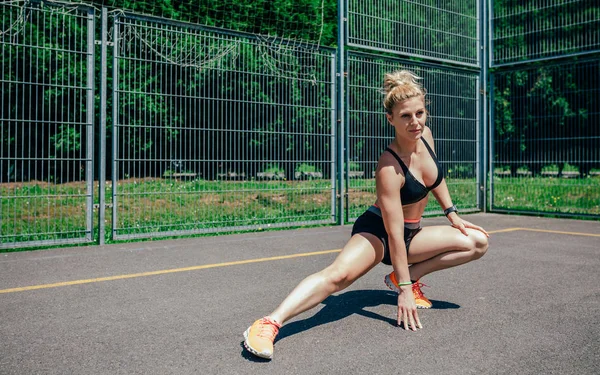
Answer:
[
  {"left": 240, "top": 342, "right": 272, "bottom": 362},
  {"left": 240, "top": 289, "right": 460, "bottom": 360},
  {"left": 277, "top": 290, "right": 460, "bottom": 342}
]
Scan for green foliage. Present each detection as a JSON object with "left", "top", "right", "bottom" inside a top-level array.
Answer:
[
  {"left": 492, "top": 1, "right": 599, "bottom": 179},
  {"left": 348, "top": 0, "right": 478, "bottom": 64},
  {"left": 99, "top": 0, "right": 337, "bottom": 45},
  {"left": 493, "top": 0, "right": 599, "bottom": 64},
  {"left": 347, "top": 161, "right": 361, "bottom": 171},
  {"left": 446, "top": 164, "right": 474, "bottom": 179},
  {"left": 1, "top": 2, "right": 90, "bottom": 182},
  {"left": 262, "top": 164, "right": 284, "bottom": 174},
  {"left": 492, "top": 51, "right": 599, "bottom": 177},
  {"left": 49, "top": 126, "right": 81, "bottom": 156},
  {"left": 1, "top": 1, "right": 337, "bottom": 183},
  {"left": 295, "top": 163, "right": 320, "bottom": 173},
  {"left": 542, "top": 164, "right": 579, "bottom": 173}
]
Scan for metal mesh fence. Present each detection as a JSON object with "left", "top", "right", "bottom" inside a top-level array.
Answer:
[
  {"left": 491, "top": 0, "right": 600, "bottom": 66},
  {"left": 346, "top": 53, "right": 481, "bottom": 221},
  {"left": 0, "top": 1, "right": 95, "bottom": 249},
  {"left": 95, "top": 0, "right": 336, "bottom": 46},
  {"left": 3, "top": 0, "right": 598, "bottom": 250},
  {"left": 110, "top": 14, "right": 336, "bottom": 240},
  {"left": 491, "top": 59, "right": 600, "bottom": 215},
  {"left": 347, "top": 0, "right": 480, "bottom": 67}
]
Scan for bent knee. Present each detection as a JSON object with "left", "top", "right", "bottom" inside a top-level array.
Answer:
[{"left": 467, "top": 229, "right": 489, "bottom": 259}]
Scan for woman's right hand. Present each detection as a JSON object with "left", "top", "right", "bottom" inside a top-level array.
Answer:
[{"left": 397, "top": 285, "right": 422, "bottom": 331}]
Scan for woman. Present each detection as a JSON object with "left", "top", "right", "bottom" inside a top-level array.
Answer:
[{"left": 243, "top": 70, "right": 489, "bottom": 359}]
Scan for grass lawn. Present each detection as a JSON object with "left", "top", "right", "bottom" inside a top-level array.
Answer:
[
  {"left": 491, "top": 175, "right": 600, "bottom": 214},
  {"left": 1, "top": 175, "right": 598, "bottom": 250}
]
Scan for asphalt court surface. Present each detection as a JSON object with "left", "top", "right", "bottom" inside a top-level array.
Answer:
[{"left": 1, "top": 213, "right": 599, "bottom": 375}]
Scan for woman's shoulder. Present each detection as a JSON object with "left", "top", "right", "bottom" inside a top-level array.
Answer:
[
  {"left": 421, "top": 126, "right": 435, "bottom": 145},
  {"left": 377, "top": 147, "right": 397, "bottom": 167},
  {"left": 422, "top": 125, "right": 433, "bottom": 139},
  {"left": 376, "top": 149, "right": 405, "bottom": 180}
]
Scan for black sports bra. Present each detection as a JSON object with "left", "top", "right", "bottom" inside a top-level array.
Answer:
[{"left": 385, "top": 138, "right": 444, "bottom": 205}]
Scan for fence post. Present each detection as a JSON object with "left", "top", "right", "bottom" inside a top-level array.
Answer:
[
  {"left": 331, "top": 52, "right": 337, "bottom": 224},
  {"left": 98, "top": 8, "right": 108, "bottom": 245},
  {"left": 336, "top": 0, "right": 346, "bottom": 225},
  {"left": 488, "top": 72, "right": 495, "bottom": 211},
  {"left": 111, "top": 14, "right": 119, "bottom": 241},
  {"left": 86, "top": 7, "right": 96, "bottom": 242},
  {"left": 479, "top": 0, "right": 489, "bottom": 212}
]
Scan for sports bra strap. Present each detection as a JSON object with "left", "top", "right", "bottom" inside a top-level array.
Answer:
[
  {"left": 386, "top": 138, "right": 436, "bottom": 168},
  {"left": 385, "top": 138, "right": 443, "bottom": 190},
  {"left": 420, "top": 138, "right": 437, "bottom": 158},
  {"left": 385, "top": 147, "right": 408, "bottom": 174},
  {"left": 421, "top": 138, "right": 444, "bottom": 188},
  {"left": 386, "top": 139, "right": 437, "bottom": 165}
]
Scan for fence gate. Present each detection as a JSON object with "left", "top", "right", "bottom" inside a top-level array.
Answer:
[
  {"left": 108, "top": 13, "right": 337, "bottom": 241},
  {"left": 0, "top": 2, "right": 95, "bottom": 249}
]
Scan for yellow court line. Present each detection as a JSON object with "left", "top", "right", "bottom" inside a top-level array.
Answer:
[
  {"left": 0, "top": 226, "right": 597, "bottom": 294},
  {"left": 514, "top": 228, "right": 600, "bottom": 237},
  {"left": 0, "top": 249, "right": 341, "bottom": 294},
  {"left": 486, "top": 227, "right": 522, "bottom": 234}
]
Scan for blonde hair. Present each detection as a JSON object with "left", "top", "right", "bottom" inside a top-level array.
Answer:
[{"left": 382, "top": 70, "right": 426, "bottom": 113}]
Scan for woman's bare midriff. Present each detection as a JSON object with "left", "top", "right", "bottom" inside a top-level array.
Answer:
[{"left": 374, "top": 196, "right": 428, "bottom": 222}]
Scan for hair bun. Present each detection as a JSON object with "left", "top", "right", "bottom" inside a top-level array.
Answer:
[
  {"left": 382, "top": 70, "right": 422, "bottom": 95},
  {"left": 381, "top": 69, "right": 426, "bottom": 113}
]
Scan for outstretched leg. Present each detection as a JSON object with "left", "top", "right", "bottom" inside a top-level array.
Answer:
[
  {"left": 270, "top": 232, "right": 384, "bottom": 324},
  {"left": 244, "top": 232, "right": 384, "bottom": 359}
]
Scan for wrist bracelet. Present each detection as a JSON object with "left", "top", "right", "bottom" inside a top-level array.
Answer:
[{"left": 397, "top": 281, "right": 413, "bottom": 287}]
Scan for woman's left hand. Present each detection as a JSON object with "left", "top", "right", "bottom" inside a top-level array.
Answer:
[{"left": 448, "top": 214, "right": 489, "bottom": 237}]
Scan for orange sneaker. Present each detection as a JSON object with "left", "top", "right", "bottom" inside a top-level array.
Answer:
[
  {"left": 384, "top": 273, "right": 432, "bottom": 309},
  {"left": 243, "top": 316, "right": 281, "bottom": 359}
]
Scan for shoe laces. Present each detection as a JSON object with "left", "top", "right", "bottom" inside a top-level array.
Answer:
[
  {"left": 412, "top": 281, "right": 429, "bottom": 299},
  {"left": 256, "top": 318, "right": 280, "bottom": 340}
]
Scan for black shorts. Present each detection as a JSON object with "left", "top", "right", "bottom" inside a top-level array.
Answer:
[{"left": 351, "top": 206, "right": 422, "bottom": 266}]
